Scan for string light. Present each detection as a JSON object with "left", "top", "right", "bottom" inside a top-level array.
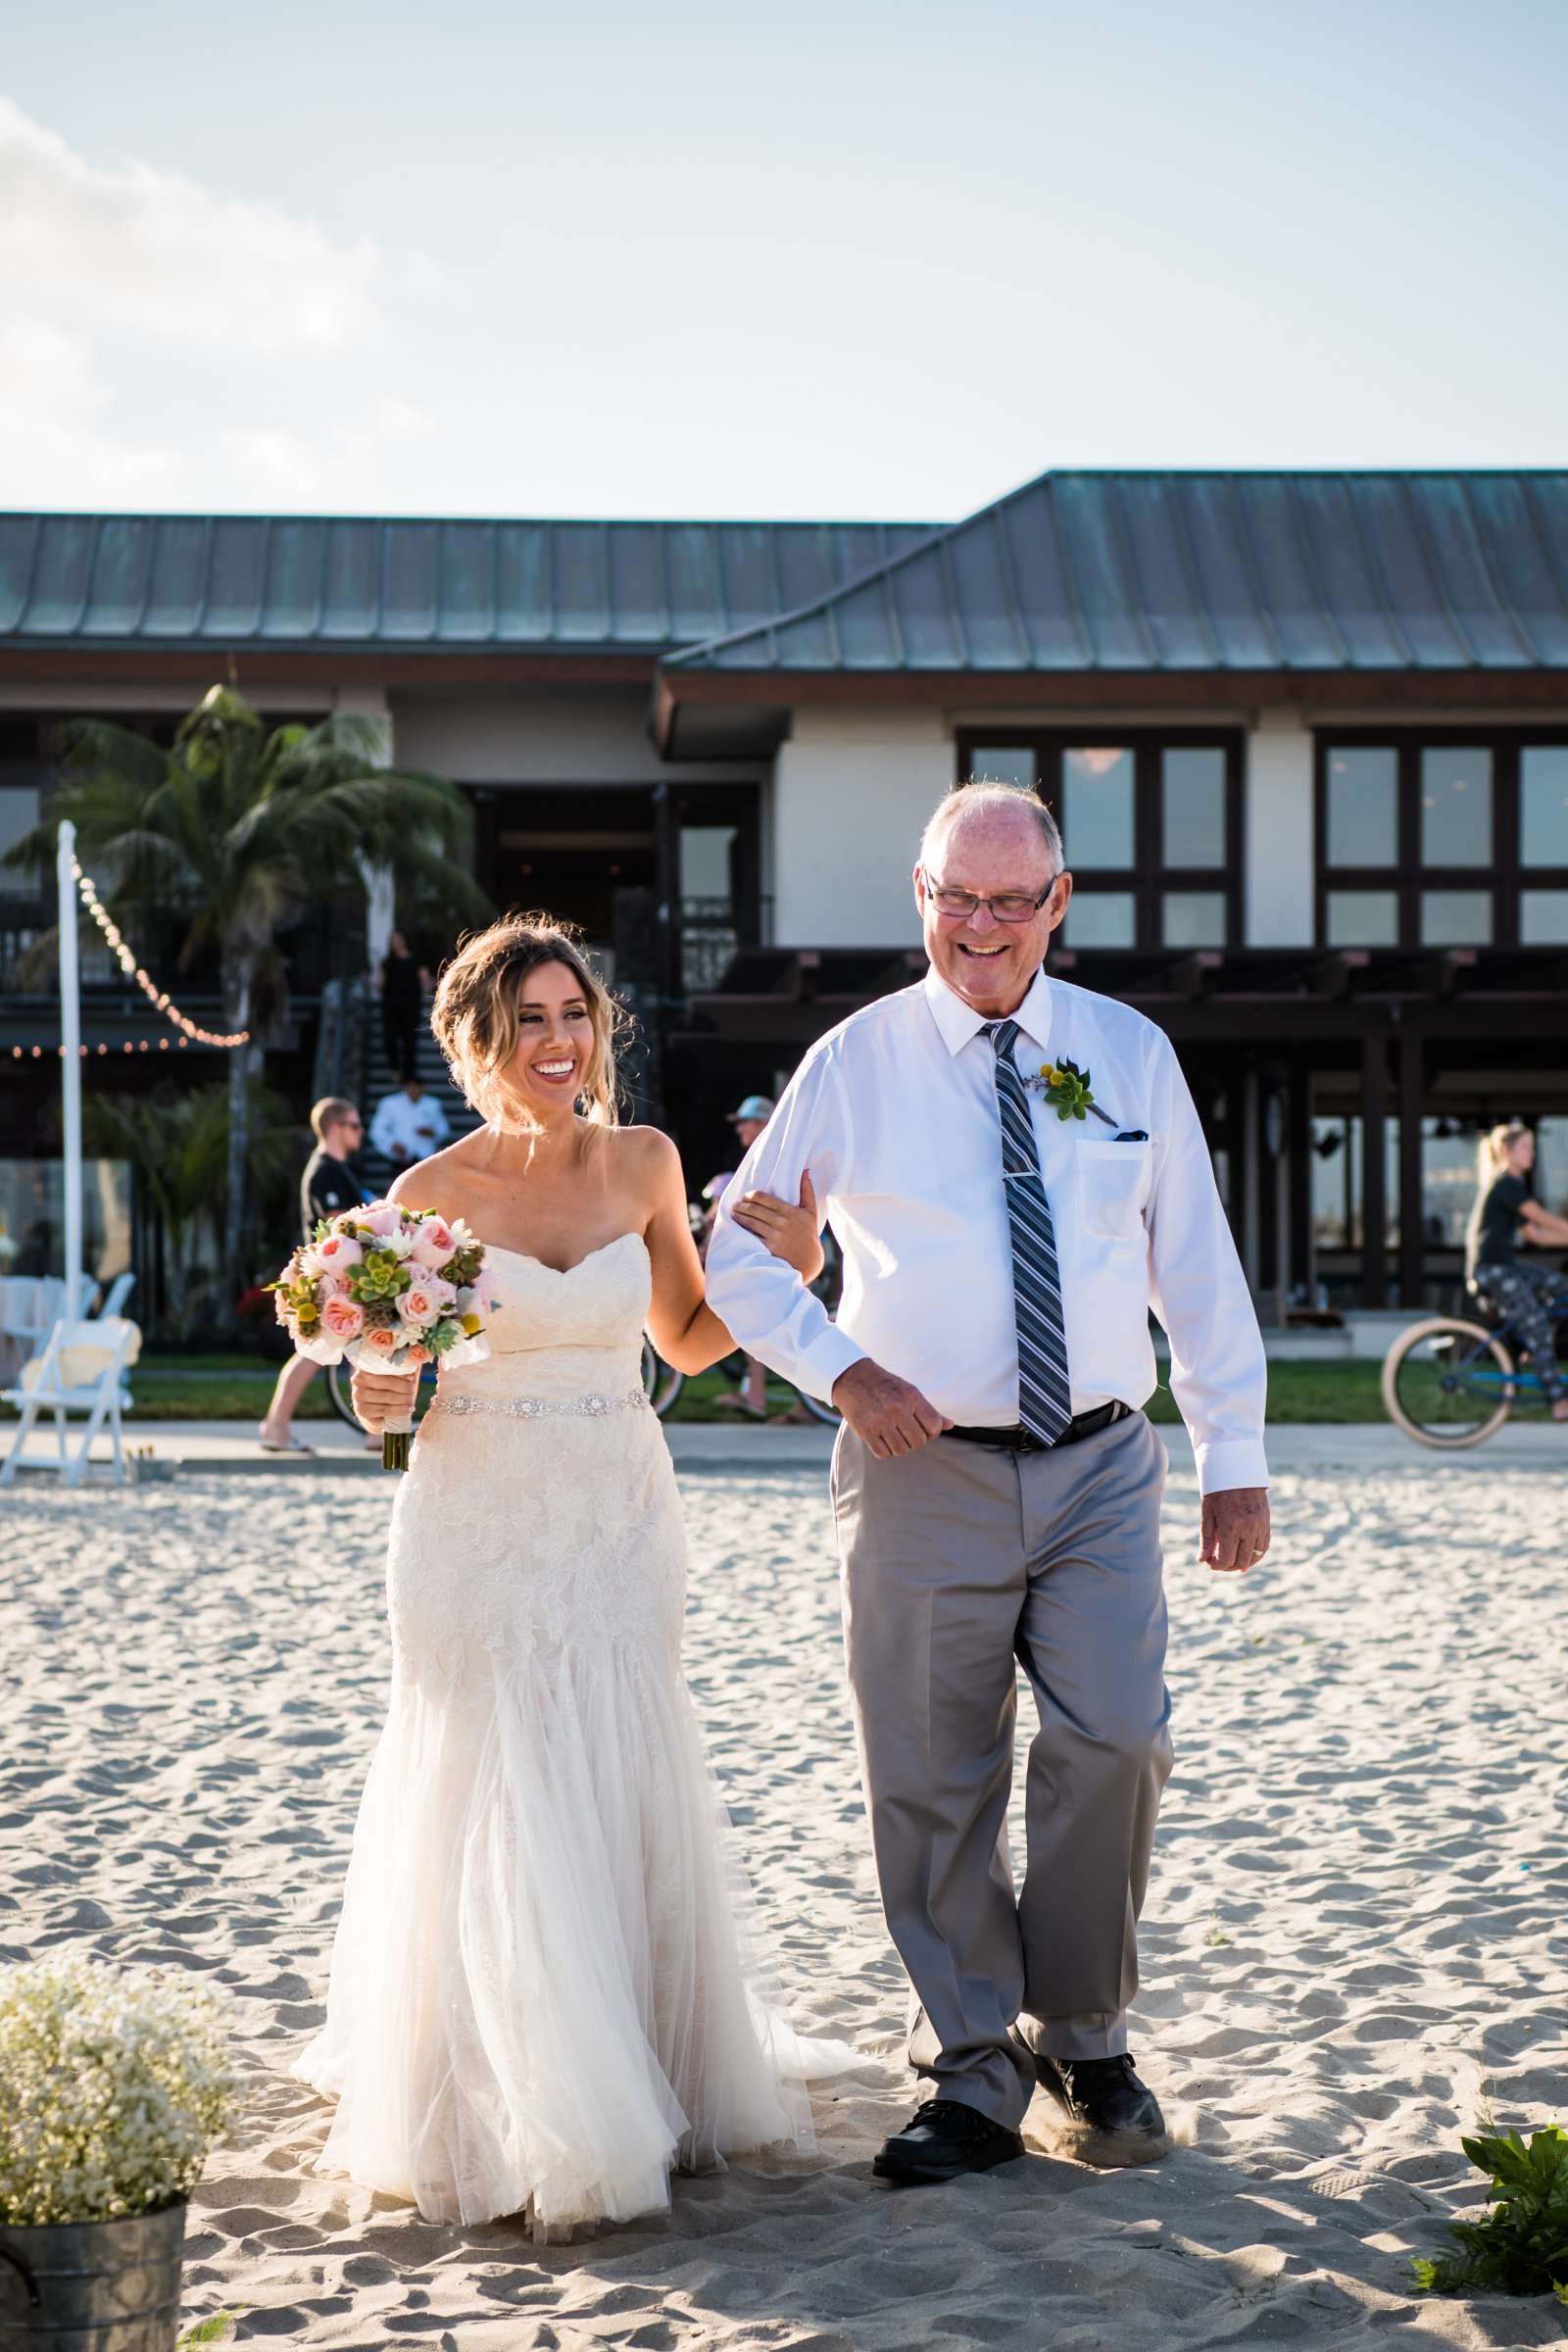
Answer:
[
  {"left": 10, "top": 1039, "right": 193, "bottom": 1059},
  {"left": 71, "top": 858, "right": 249, "bottom": 1049}
]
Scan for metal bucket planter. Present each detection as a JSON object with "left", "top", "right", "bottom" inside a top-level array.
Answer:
[{"left": 0, "top": 2203, "right": 185, "bottom": 2350}]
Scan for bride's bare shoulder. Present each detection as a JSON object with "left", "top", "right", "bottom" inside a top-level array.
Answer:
[
  {"left": 601, "top": 1122, "right": 681, "bottom": 1184},
  {"left": 386, "top": 1130, "right": 489, "bottom": 1222}
]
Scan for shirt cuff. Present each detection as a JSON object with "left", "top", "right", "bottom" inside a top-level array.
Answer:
[
  {"left": 1191, "top": 1435, "right": 1270, "bottom": 1496},
  {"left": 794, "top": 1324, "right": 867, "bottom": 1406}
]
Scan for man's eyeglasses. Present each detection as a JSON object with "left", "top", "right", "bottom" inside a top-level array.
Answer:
[{"left": 923, "top": 870, "right": 1058, "bottom": 925}]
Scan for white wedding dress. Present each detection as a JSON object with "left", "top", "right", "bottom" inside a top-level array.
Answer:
[{"left": 296, "top": 1232, "right": 849, "bottom": 2234}]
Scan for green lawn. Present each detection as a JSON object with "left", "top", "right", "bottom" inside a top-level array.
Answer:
[{"left": 13, "top": 1349, "right": 1395, "bottom": 1425}]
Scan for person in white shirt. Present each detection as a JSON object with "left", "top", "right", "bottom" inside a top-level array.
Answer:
[
  {"left": 370, "top": 1076, "right": 451, "bottom": 1167},
  {"left": 708, "top": 781, "right": 1269, "bottom": 2188}
]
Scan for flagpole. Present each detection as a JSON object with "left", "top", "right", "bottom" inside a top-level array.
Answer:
[{"left": 57, "top": 819, "right": 83, "bottom": 1307}]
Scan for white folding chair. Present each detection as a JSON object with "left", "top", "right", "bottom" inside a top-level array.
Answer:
[
  {"left": 96, "top": 1271, "right": 135, "bottom": 1320},
  {"left": 0, "top": 1317, "right": 142, "bottom": 1490}
]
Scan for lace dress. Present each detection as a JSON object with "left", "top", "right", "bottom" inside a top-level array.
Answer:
[{"left": 295, "top": 1232, "right": 846, "bottom": 2233}]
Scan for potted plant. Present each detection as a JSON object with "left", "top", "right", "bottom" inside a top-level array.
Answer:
[{"left": 0, "top": 1953, "right": 240, "bottom": 2349}]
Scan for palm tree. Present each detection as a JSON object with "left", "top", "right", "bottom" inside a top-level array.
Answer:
[{"left": 7, "top": 686, "right": 489, "bottom": 1305}]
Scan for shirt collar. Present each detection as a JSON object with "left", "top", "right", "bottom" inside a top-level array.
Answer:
[{"left": 922, "top": 961, "right": 1054, "bottom": 1058}]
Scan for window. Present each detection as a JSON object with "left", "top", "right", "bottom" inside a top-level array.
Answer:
[
  {"left": 1162, "top": 749, "right": 1227, "bottom": 867},
  {"left": 0, "top": 786, "right": 40, "bottom": 900},
  {"left": 958, "top": 732, "right": 1242, "bottom": 950},
  {"left": 968, "top": 747, "right": 1037, "bottom": 791},
  {"left": 1327, "top": 891, "right": 1398, "bottom": 948},
  {"left": 1325, "top": 749, "right": 1396, "bottom": 866},
  {"left": 1065, "top": 892, "right": 1136, "bottom": 949},
  {"left": 1419, "top": 747, "right": 1492, "bottom": 867},
  {"left": 1061, "top": 748, "right": 1135, "bottom": 867},
  {"left": 1316, "top": 733, "right": 1568, "bottom": 950},
  {"left": 1162, "top": 892, "right": 1227, "bottom": 949},
  {"left": 1420, "top": 890, "right": 1492, "bottom": 947},
  {"left": 1522, "top": 748, "right": 1568, "bottom": 865},
  {"left": 1521, "top": 891, "right": 1568, "bottom": 944}
]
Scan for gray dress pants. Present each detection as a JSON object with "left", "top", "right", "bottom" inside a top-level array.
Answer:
[{"left": 831, "top": 1409, "right": 1172, "bottom": 2131}]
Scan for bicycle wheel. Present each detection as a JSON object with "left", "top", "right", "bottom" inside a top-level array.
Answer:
[
  {"left": 641, "top": 1338, "right": 685, "bottom": 1420},
  {"left": 795, "top": 1384, "right": 841, "bottom": 1426},
  {"left": 324, "top": 1358, "right": 360, "bottom": 1430},
  {"left": 1381, "top": 1317, "right": 1516, "bottom": 1448}
]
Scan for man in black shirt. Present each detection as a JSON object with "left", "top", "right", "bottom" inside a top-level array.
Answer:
[
  {"left": 261, "top": 1098, "right": 367, "bottom": 1453},
  {"left": 301, "top": 1097, "right": 368, "bottom": 1240}
]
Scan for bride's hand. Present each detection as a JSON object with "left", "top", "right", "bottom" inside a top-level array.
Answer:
[
  {"left": 730, "top": 1171, "right": 824, "bottom": 1283},
  {"left": 350, "top": 1366, "right": 420, "bottom": 1433}
]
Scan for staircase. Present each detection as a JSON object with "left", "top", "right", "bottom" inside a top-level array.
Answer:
[{"left": 357, "top": 1001, "right": 484, "bottom": 1197}]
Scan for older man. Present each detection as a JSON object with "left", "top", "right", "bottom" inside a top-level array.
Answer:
[{"left": 707, "top": 782, "right": 1269, "bottom": 2186}]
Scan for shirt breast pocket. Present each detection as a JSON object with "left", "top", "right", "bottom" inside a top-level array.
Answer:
[{"left": 1075, "top": 1140, "right": 1152, "bottom": 1244}]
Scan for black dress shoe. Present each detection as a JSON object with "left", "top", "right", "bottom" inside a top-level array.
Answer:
[
  {"left": 1031, "top": 2051, "right": 1171, "bottom": 2167},
  {"left": 873, "top": 2099, "right": 1025, "bottom": 2185}
]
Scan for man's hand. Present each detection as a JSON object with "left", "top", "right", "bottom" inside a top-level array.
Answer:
[
  {"left": 1200, "top": 1487, "right": 1271, "bottom": 1574},
  {"left": 350, "top": 1366, "right": 420, "bottom": 1434},
  {"left": 832, "top": 1357, "right": 952, "bottom": 1460}
]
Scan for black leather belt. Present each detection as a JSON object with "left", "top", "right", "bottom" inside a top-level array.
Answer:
[{"left": 944, "top": 1400, "right": 1133, "bottom": 1453}]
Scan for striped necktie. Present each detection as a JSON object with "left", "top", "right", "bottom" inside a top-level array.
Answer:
[{"left": 983, "top": 1018, "right": 1074, "bottom": 1443}]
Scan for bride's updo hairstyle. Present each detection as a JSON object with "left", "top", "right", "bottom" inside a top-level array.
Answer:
[{"left": 431, "top": 913, "right": 625, "bottom": 1132}]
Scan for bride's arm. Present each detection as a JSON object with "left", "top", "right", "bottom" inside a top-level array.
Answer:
[{"left": 642, "top": 1133, "right": 819, "bottom": 1374}]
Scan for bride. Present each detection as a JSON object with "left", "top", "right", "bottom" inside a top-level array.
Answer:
[{"left": 295, "top": 913, "right": 847, "bottom": 2235}]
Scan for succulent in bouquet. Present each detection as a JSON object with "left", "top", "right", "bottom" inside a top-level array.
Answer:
[{"left": 269, "top": 1201, "right": 493, "bottom": 1468}]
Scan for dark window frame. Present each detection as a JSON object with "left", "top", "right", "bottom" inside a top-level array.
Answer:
[
  {"left": 956, "top": 729, "right": 1245, "bottom": 952},
  {"left": 1313, "top": 726, "right": 1568, "bottom": 951}
]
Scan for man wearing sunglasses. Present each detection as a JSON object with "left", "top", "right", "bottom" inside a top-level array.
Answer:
[
  {"left": 707, "top": 780, "right": 1268, "bottom": 2186},
  {"left": 258, "top": 1097, "right": 368, "bottom": 1455}
]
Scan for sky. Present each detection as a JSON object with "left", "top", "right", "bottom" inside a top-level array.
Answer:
[{"left": 2, "top": 0, "right": 1565, "bottom": 521}]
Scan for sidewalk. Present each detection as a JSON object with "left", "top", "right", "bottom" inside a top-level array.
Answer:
[{"left": 4, "top": 1415, "right": 1563, "bottom": 1481}]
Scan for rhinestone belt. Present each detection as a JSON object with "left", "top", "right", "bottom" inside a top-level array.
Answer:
[{"left": 434, "top": 1387, "right": 651, "bottom": 1422}]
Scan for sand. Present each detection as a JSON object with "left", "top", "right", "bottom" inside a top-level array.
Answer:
[{"left": 3, "top": 1441, "right": 1565, "bottom": 2350}]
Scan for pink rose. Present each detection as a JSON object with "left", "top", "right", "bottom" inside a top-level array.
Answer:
[
  {"left": 314, "top": 1231, "right": 364, "bottom": 1273},
  {"left": 409, "top": 1216, "right": 455, "bottom": 1270},
  {"left": 397, "top": 1281, "right": 444, "bottom": 1330},
  {"left": 357, "top": 1201, "right": 405, "bottom": 1240},
  {"left": 320, "top": 1295, "right": 365, "bottom": 1343},
  {"left": 358, "top": 1322, "right": 403, "bottom": 1360}
]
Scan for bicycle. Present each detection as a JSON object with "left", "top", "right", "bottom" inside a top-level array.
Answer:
[
  {"left": 1380, "top": 1280, "right": 1568, "bottom": 1448},
  {"left": 641, "top": 1247, "right": 845, "bottom": 1427},
  {"left": 638, "top": 1339, "right": 842, "bottom": 1426}
]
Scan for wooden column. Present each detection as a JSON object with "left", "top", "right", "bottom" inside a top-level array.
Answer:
[
  {"left": 1289, "top": 1063, "right": 1315, "bottom": 1309},
  {"left": 1360, "top": 1030, "right": 1388, "bottom": 1310},
  {"left": 1399, "top": 1024, "right": 1426, "bottom": 1310},
  {"left": 1241, "top": 1063, "right": 1262, "bottom": 1300}
]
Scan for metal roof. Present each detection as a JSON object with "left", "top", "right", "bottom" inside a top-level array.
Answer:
[
  {"left": 0, "top": 514, "right": 939, "bottom": 653},
  {"left": 663, "top": 471, "right": 1568, "bottom": 673}
]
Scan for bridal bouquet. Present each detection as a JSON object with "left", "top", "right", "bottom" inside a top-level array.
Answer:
[{"left": 270, "top": 1202, "right": 491, "bottom": 1469}]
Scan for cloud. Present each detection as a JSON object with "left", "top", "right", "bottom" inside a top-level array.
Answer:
[
  {"left": 216, "top": 399, "right": 436, "bottom": 502},
  {"left": 0, "top": 317, "right": 187, "bottom": 502},
  {"left": 0, "top": 100, "right": 446, "bottom": 507},
  {"left": 0, "top": 95, "right": 395, "bottom": 356}
]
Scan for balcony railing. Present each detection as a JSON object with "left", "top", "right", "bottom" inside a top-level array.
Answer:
[{"left": 677, "top": 895, "right": 771, "bottom": 994}]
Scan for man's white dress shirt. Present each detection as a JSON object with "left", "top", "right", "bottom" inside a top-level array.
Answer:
[
  {"left": 369, "top": 1089, "right": 451, "bottom": 1163},
  {"left": 706, "top": 963, "right": 1268, "bottom": 1495}
]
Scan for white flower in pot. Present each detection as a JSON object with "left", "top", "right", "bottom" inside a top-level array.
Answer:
[{"left": 0, "top": 1952, "right": 241, "bottom": 2350}]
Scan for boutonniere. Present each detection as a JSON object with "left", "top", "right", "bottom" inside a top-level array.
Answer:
[
  {"left": 1026, "top": 1056, "right": 1102, "bottom": 1122},
  {"left": 1025, "top": 1057, "right": 1143, "bottom": 1137}
]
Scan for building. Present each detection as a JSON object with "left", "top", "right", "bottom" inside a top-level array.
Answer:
[{"left": 3, "top": 470, "right": 1565, "bottom": 1315}]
